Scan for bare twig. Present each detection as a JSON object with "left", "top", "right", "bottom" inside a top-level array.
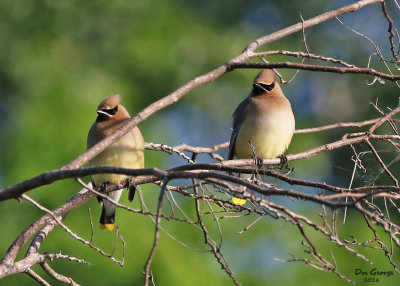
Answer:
[
  {"left": 144, "top": 178, "right": 168, "bottom": 286},
  {"left": 41, "top": 262, "right": 81, "bottom": 286}
]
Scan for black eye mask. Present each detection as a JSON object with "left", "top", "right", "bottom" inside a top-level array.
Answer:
[
  {"left": 252, "top": 81, "right": 275, "bottom": 95},
  {"left": 100, "top": 105, "right": 119, "bottom": 116}
]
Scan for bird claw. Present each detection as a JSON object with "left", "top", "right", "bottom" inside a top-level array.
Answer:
[
  {"left": 279, "top": 155, "right": 288, "bottom": 167},
  {"left": 253, "top": 156, "right": 264, "bottom": 169},
  {"left": 278, "top": 155, "right": 294, "bottom": 172},
  {"left": 96, "top": 182, "right": 111, "bottom": 205},
  {"left": 101, "top": 182, "right": 111, "bottom": 190}
]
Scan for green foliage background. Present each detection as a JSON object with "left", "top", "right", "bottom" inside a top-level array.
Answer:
[{"left": 1, "top": 0, "right": 400, "bottom": 285}]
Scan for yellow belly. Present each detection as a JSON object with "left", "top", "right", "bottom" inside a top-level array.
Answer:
[
  {"left": 235, "top": 113, "right": 294, "bottom": 159},
  {"left": 89, "top": 136, "right": 144, "bottom": 185}
]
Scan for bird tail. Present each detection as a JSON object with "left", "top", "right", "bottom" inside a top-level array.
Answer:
[
  {"left": 128, "top": 184, "right": 136, "bottom": 202},
  {"left": 232, "top": 173, "right": 251, "bottom": 205},
  {"left": 99, "top": 189, "right": 123, "bottom": 231},
  {"left": 99, "top": 205, "right": 116, "bottom": 231},
  {"left": 232, "top": 196, "right": 247, "bottom": 205},
  {"left": 232, "top": 184, "right": 247, "bottom": 205}
]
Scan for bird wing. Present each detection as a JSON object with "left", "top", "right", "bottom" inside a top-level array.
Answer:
[
  {"left": 228, "top": 96, "right": 251, "bottom": 160},
  {"left": 87, "top": 124, "right": 98, "bottom": 149}
]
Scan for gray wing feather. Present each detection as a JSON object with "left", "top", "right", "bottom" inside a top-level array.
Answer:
[{"left": 228, "top": 96, "right": 250, "bottom": 160}]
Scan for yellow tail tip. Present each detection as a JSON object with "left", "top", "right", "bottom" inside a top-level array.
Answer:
[
  {"left": 99, "top": 223, "right": 115, "bottom": 231},
  {"left": 232, "top": 197, "right": 247, "bottom": 205}
]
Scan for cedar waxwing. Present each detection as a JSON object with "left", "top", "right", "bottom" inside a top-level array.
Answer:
[
  {"left": 228, "top": 69, "right": 295, "bottom": 205},
  {"left": 87, "top": 94, "right": 145, "bottom": 231}
]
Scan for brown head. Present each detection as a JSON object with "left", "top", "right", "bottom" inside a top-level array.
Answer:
[
  {"left": 251, "top": 69, "right": 283, "bottom": 97},
  {"left": 96, "top": 94, "right": 130, "bottom": 122}
]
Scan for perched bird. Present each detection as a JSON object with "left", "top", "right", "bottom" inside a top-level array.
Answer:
[
  {"left": 87, "top": 94, "right": 144, "bottom": 231},
  {"left": 228, "top": 69, "right": 295, "bottom": 205}
]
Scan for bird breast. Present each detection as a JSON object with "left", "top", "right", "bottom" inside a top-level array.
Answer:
[
  {"left": 89, "top": 127, "right": 144, "bottom": 185},
  {"left": 235, "top": 96, "right": 295, "bottom": 159}
]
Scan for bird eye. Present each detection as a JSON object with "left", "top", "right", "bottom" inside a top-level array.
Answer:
[
  {"left": 252, "top": 81, "right": 275, "bottom": 95},
  {"left": 260, "top": 81, "right": 275, "bottom": 91}
]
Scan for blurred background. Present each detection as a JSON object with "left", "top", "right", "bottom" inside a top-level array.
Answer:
[{"left": 1, "top": 0, "right": 400, "bottom": 285}]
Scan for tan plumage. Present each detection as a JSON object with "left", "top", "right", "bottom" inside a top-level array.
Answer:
[
  {"left": 228, "top": 69, "right": 295, "bottom": 205},
  {"left": 87, "top": 94, "right": 144, "bottom": 231}
]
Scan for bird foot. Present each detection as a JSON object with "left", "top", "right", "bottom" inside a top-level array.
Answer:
[
  {"left": 253, "top": 156, "right": 264, "bottom": 169},
  {"left": 278, "top": 155, "right": 295, "bottom": 173},
  {"left": 95, "top": 182, "right": 111, "bottom": 205},
  {"left": 278, "top": 155, "right": 290, "bottom": 171},
  {"left": 101, "top": 182, "right": 112, "bottom": 191},
  {"left": 279, "top": 155, "right": 288, "bottom": 167}
]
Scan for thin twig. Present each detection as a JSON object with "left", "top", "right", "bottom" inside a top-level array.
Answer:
[{"left": 144, "top": 178, "right": 168, "bottom": 286}]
